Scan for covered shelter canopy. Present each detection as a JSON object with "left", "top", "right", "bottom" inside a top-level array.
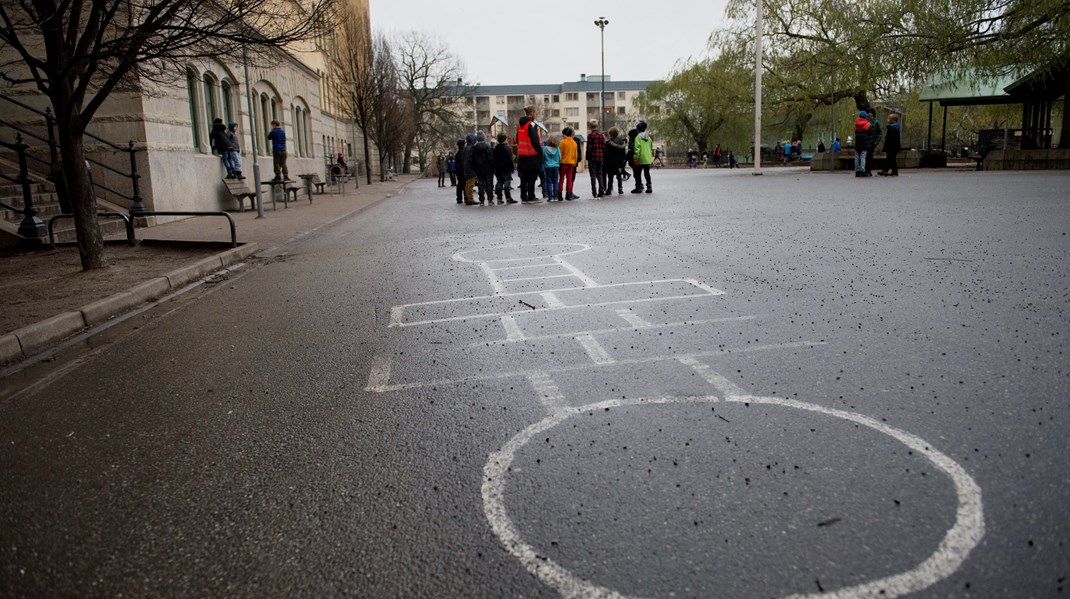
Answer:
[{"left": 919, "top": 63, "right": 1067, "bottom": 151}]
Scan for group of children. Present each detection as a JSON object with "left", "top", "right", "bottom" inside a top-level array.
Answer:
[
  {"left": 442, "top": 114, "right": 656, "bottom": 206},
  {"left": 853, "top": 108, "right": 902, "bottom": 177}
]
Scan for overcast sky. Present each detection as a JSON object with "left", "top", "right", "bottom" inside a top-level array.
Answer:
[{"left": 369, "top": 0, "right": 732, "bottom": 86}]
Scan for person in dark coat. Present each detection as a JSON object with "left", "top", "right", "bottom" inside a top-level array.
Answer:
[
  {"left": 878, "top": 113, "right": 902, "bottom": 177},
  {"left": 604, "top": 127, "right": 628, "bottom": 195},
  {"left": 461, "top": 133, "right": 478, "bottom": 205},
  {"left": 493, "top": 133, "right": 516, "bottom": 203},
  {"left": 209, "top": 118, "right": 237, "bottom": 178},
  {"left": 626, "top": 128, "right": 640, "bottom": 190},
  {"left": 865, "top": 107, "right": 882, "bottom": 175},
  {"left": 453, "top": 139, "right": 467, "bottom": 204},
  {"left": 471, "top": 131, "right": 495, "bottom": 205}
]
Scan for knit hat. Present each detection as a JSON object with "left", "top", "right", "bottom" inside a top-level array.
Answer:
[
  {"left": 227, "top": 121, "right": 237, "bottom": 127},
  {"left": 456, "top": 139, "right": 465, "bottom": 148},
  {"left": 636, "top": 121, "right": 647, "bottom": 132},
  {"left": 859, "top": 111, "right": 867, "bottom": 117}
]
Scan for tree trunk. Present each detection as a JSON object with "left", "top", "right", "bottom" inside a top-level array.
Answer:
[
  {"left": 57, "top": 121, "right": 106, "bottom": 270},
  {"left": 402, "top": 142, "right": 412, "bottom": 174},
  {"left": 363, "top": 126, "right": 373, "bottom": 184}
]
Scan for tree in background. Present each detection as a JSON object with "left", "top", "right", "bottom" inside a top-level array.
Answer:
[
  {"left": 0, "top": 0, "right": 333, "bottom": 270},
  {"left": 367, "top": 33, "right": 413, "bottom": 181},
  {"left": 393, "top": 31, "right": 468, "bottom": 174},
  {"left": 333, "top": 0, "right": 375, "bottom": 185},
  {"left": 636, "top": 50, "right": 753, "bottom": 154}
]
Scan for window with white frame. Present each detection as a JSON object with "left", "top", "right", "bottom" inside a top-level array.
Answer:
[{"left": 186, "top": 69, "right": 203, "bottom": 152}]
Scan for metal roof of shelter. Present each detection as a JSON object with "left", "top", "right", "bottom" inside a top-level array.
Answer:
[{"left": 919, "top": 71, "right": 1020, "bottom": 106}]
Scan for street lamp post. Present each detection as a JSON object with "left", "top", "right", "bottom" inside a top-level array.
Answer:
[
  {"left": 241, "top": 44, "right": 265, "bottom": 217},
  {"left": 594, "top": 17, "right": 609, "bottom": 122},
  {"left": 753, "top": 0, "right": 763, "bottom": 175}
]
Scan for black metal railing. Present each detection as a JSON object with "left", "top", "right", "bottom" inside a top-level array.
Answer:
[
  {"left": 0, "top": 93, "right": 145, "bottom": 214},
  {"left": 0, "top": 133, "right": 48, "bottom": 238}
]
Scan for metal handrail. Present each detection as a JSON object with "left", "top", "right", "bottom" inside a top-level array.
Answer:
[
  {"left": 0, "top": 94, "right": 127, "bottom": 152},
  {"left": 134, "top": 211, "right": 237, "bottom": 248},
  {"left": 48, "top": 212, "right": 135, "bottom": 248}
]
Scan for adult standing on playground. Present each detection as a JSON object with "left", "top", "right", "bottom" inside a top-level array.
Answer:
[
  {"left": 632, "top": 121, "right": 654, "bottom": 193},
  {"left": 517, "top": 106, "right": 544, "bottom": 203},
  {"left": 878, "top": 113, "right": 902, "bottom": 177},
  {"left": 586, "top": 119, "right": 606, "bottom": 198},
  {"left": 267, "top": 120, "right": 288, "bottom": 181}
]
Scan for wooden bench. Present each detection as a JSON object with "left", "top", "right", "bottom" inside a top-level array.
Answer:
[{"left": 222, "top": 178, "right": 256, "bottom": 212}]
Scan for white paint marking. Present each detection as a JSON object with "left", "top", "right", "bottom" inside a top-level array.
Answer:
[
  {"left": 368, "top": 341, "right": 825, "bottom": 393},
  {"left": 552, "top": 255, "right": 599, "bottom": 287},
  {"left": 470, "top": 315, "right": 757, "bottom": 348},
  {"left": 389, "top": 306, "right": 405, "bottom": 327},
  {"left": 541, "top": 292, "right": 566, "bottom": 309},
  {"left": 575, "top": 334, "right": 615, "bottom": 365},
  {"left": 499, "top": 274, "right": 581, "bottom": 283},
  {"left": 364, "top": 354, "right": 392, "bottom": 392},
  {"left": 614, "top": 308, "right": 652, "bottom": 328},
  {"left": 480, "top": 262, "right": 506, "bottom": 294},
  {"left": 682, "top": 278, "right": 725, "bottom": 295},
  {"left": 678, "top": 356, "right": 748, "bottom": 400},
  {"left": 501, "top": 315, "right": 525, "bottom": 342},
  {"left": 489, "top": 261, "right": 566, "bottom": 272},
  {"left": 527, "top": 372, "right": 566, "bottom": 411},
  {"left": 453, "top": 243, "right": 592, "bottom": 263},
  {"left": 482, "top": 394, "right": 984, "bottom": 599}
]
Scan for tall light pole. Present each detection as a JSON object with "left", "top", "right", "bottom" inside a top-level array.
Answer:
[
  {"left": 753, "top": 0, "right": 763, "bottom": 175},
  {"left": 594, "top": 17, "right": 609, "bottom": 122},
  {"left": 241, "top": 43, "right": 265, "bottom": 217}
]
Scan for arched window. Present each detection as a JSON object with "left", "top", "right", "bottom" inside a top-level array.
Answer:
[
  {"left": 186, "top": 69, "right": 202, "bottom": 152},
  {"left": 260, "top": 93, "right": 271, "bottom": 155},
  {"left": 292, "top": 105, "right": 302, "bottom": 157},
  {"left": 221, "top": 81, "right": 233, "bottom": 124},
  {"left": 203, "top": 74, "right": 219, "bottom": 128}
]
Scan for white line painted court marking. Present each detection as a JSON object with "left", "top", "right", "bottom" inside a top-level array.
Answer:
[
  {"left": 614, "top": 308, "right": 652, "bottom": 328},
  {"left": 575, "top": 334, "right": 615, "bottom": 365},
  {"left": 501, "top": 315, "right": 525, "bottom": 342},
  {"left": 365, "top": 341, "right": 824, "bottom": 393},
  {"left": 527, "top": 372, "right": 566, "bottom": 411},
  {"left": 365, "top": 354, "right": 392, "bottom": 392},
  {"left": 469, "top": 315, "right": 757, "bottom": 348},
  {"left": 540, "top": 292, "right": 567, "bottom": 309},
  {"left": 499, "top": 273, "right": 580, "bottom": 283},
  {"left": 552, "top": 254, "right": 599, "bottom": 287},
  {"left": 678, "top": 355, "right": 747, "bottom": 400},
  {"left": 482, "top": 393, "right": 985, "bottom": 599}
]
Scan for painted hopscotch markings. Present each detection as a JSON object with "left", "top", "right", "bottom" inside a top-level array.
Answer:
[
  {"left": 574, "top": 333, "right": 615, "bottom": 365},
  {"left": 365, "top": 340, "right": 823, "bottom": 393},
  {"left": 482, "top": 389, "right": 985, "bottom": 599},
  {"left": 467, "top": 315, "right": 757, "bottom": 348},
  {"left": 370, "top": 243, "right": 984, "bottom": 596}
]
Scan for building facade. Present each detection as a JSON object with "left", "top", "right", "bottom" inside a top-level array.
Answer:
[
  {"left": 463, "top": 75, "right": 657, "bottom": 136},
  {"left": 0, "top": 0, "right": 373, "bottom": 222}
]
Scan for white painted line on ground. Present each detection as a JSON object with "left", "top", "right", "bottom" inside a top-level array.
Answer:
[
  {"left": 575, "top": 334, "right": 615, "bottom": 365},
  {"left": 499, "top": 274, "right": 581, "bottom": 283},
  {"left": 482, "top": 394, "right": 984, "bottom": 599},
  {"left": 453, "top": 243, "right": 591, "bottom": 264},
  {"left": 678, "top": 356, "right": 747, "bottom": 400},
  {"left": 541, "top": 292, "right": 567, "bottom": 309},
  {"left": 389, "top": 306, "right": 405, "bottom": 327},
  {"left": 527, "top": 372, "right": 566, "bottom": 411},
  {"left": 480, "top": 262, "right": 505, "bottom": 294},
  {"left": 364, "top": 354, "right": 392, "bottom": 392},
  {"left": 682, "top": 278, "right": 725, "bottom": 295},
  {"left": 490, "top": 261, "right": 567, "bottom": 272},
  {"left": 725, "top": 395, "right": 986, "bottom": 599},
  {"left": 501, "top": 315, "right": 525, "bottom": 342},
  {"left": 469, "top": 315, "right": 757, "bottom": 348},
  {"left": 368, "top": 341, "right": 825, "bottom": 393},
  {"left": 614, "top": 308, "right": 652, "bottom": 328},
  {"left": 552, "top": 255, "right": 599, "bottom": 287}
]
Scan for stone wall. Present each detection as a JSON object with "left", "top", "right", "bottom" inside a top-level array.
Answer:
[{"left": 984, "top": 149, "right": 1070, "bottom": 170}]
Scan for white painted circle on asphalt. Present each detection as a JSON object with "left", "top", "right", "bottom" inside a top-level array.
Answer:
[{"left": 482, "top": 394, "right": 984, "bottom": 599}]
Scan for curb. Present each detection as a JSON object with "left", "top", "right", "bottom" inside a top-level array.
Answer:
[{"left": 0, "top": 242, "right": 259, "bottom": 365}]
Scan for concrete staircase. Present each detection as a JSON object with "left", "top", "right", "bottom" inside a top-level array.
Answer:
[{"left": 0, "top": 161, "right": 132, "bottom": 246}]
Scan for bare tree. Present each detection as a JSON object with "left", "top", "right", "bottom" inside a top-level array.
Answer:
[
  {"left": 366, "top": 33, "right": 412, "bottom": 181},
  {"left": 393, "top": 31, "right": 468, "bottom": 174},
  {"left": 0, "top": 0, "right": 333, "bottom": 270},
  {"left": 333, "top": 0, "right": 374, "bottom": 185}
]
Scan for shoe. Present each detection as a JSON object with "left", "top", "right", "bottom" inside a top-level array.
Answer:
[
  {"left": 498, "top": 200, "right": 504, "bottom": 205},
  {"left": 457, "top": 200, "right": 463, "bottom": 204},
  {"left": 631, "top": 188, "right": 643, "bottom": 194},
  {"left": 877, "top": 171, "right": 889, "bottom": 176},
  {"left": 646, "top": 187, "right": 652, "bottom": 193},
  {"left": 618, "top": 189, "right": 624, "bottom": 195},
  {"left": 506, "top": 198, "right": 518, "bottom": 204}
]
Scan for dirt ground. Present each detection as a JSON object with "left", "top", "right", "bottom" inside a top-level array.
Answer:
[{"left": 0, "top": 242, "right": 224, "bottom": 336}]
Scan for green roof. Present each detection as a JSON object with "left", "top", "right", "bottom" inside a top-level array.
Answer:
[{"left": 919, "top": 70, "right": 1020, "bottom": 106}]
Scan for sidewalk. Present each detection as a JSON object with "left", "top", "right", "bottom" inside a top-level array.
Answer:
[{"left": 0, "top": 175, "right": 416, "bottom": 364}]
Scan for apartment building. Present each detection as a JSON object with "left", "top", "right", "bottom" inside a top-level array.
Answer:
[{"left": 460, "top": 75, "right": 658, "bottom": 135}]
